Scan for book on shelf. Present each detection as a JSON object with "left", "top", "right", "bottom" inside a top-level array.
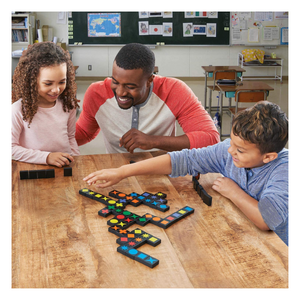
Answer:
[
  {"left": 12, "top": 17, "right": 27, "bottom": 28},
  {"left": 12, "top": 29, "right": 28, "bottom": 42}
]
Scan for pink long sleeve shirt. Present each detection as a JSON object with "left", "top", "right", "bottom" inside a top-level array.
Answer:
[{"left": 12, "top": 98, "right": 80, "bottom": 165}]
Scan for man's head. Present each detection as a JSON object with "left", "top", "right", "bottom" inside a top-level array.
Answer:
[
  {"left": 111, "top": 43, "right": 155, "bottom": 109},
  {"left": 228, "top": 101, "right": 288, "bottom": 169}
]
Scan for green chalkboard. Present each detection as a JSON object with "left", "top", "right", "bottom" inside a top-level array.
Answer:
[{"left": 68, "top": 12, "right": 230, "bottom": 46}]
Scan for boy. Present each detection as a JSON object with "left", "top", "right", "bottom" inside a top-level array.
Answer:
[{"left": 83, "top": 101, "right": 289, "bottom": 246}]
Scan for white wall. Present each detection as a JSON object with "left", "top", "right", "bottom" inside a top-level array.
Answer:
[{"left": 34, "top": 12, "right": 288, "bottom": 78}]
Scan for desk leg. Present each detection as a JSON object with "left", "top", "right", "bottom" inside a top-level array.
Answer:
[
  {"left": 280, "top": 59, "right": 283, "bottom": 83},
  {"left": 219, "top": 92, "right": 223, "bottom": 137},
  {"left": 209, "top": 89, "right": 212, "bottom": 115},
  {"left": 204, "top": 72, "right": 207, "bottom": 110}
]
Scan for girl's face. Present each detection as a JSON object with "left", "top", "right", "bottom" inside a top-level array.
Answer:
[{"left": 37, "top": 63, "right": 67, "bottom": 107}]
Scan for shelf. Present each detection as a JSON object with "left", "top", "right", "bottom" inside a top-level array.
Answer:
[{"left": 237, "top": 53, "right": 283, "bottom": 82}]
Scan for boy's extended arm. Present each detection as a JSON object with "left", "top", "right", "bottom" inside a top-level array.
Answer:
[
  {"left": 83, "top": 154, "right": 172, "bottom": 188},
  {"left": 212, "top": 177, "right": 270, "bottom": 230}
]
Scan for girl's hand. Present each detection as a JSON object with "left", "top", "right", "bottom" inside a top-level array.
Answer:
[
  {"left": 83, "top": 168, "right": 124, "bottom": 188},
  {"left": 46, "top": 152, "right": 74, "bottom": 167}
]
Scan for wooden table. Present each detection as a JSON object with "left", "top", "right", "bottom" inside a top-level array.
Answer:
[
  {"left": 217, "top": 81, "right": 274, "bottom": 138},
  {"left": 12, "top": 152, "right": 288, "bottom": 288}
]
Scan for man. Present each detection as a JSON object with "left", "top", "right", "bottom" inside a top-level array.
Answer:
[{"left": 75, "top": 43, "right": 219, "bottom": 153}]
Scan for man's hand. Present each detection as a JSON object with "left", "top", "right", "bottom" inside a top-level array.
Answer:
[
  {"left": 119, "top": 128, "right": 191, "bottom": 153},
  {"left": 46, "top": 152, "right": 73, "bottom": 167},
  {"left": 119, "top": 128, "right": 155, "bottom": 153}
]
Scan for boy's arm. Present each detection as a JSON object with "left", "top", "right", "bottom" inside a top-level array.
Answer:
[
  {"left": 212, "top": 177, "right": 270, "bottom": 230},
  {"left": 83, "top": 154, "right": 172, "bottom": 188},
  {"left": 84, "top": 141, "right": 228, "bottom": 188}
]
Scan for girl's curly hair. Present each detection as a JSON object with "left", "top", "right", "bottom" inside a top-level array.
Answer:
[{"left": 12, "top": 42, "right": 79, "bottom": 127}]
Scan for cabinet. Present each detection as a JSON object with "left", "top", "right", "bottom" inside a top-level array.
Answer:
[
  {"left": 237, "top": 53, "right": 283, "bottom": 82},
  {"left": 12, "top": 13, "right": 36, "bottom": 52}
]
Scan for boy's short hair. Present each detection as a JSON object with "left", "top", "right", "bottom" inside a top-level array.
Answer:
[
  {"left": 114, "top": 43, "right": 155, "bottom": 77},
  {"left": 232, "top": 101, "right": 288, "bottom": 154}
]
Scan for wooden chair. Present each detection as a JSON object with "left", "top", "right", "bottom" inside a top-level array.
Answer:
[
  {"left": 229, "top": 89, "right": 268, "bottom": 118},
  {"left": 207, "top": 69, "right": 238, "bottom": 114}
]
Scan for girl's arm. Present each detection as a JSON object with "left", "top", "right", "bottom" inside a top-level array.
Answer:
[
  {"left": 12, "top": 105, "right": 50, "bottom": 164},
  {"left": 12, "top": 102, "right": 74, "bottom": 166},
  {"left": 83, "top": 154, "right": 172, "bottom": 188},
  {"left": 68, "top": 108, "right": 80, "bottom": 155}
]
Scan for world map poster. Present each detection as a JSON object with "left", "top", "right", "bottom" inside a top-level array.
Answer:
[{"left": 88, "top": 13, "right": 121, "bottom": 37}]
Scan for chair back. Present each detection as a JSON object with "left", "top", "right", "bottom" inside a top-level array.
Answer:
[
  {"left": 235, "top": 90, "right": 266, "bottom": 103},
  {"left": 215, "top": 70, "right": 236, "bottom": 80}
]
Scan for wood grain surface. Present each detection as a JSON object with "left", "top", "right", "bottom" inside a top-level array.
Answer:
[{"left": 12, "top": 152, "right": 288, "bottom": 288}]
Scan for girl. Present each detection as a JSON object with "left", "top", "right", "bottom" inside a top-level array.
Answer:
[{"left": 12, "top": 42, "right": 80, "bottom": 167}]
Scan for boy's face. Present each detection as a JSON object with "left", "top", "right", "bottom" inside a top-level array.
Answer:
[
  {"left": 228, "top": 130, "right": 266, "bottom": 169},
  {"left": 111, "top": 61, "right": 154, "bottom": 110}
]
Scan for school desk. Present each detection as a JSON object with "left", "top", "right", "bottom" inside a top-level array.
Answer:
[
  {"left": 201, "top": 65, "right": 246, "bottom": 114},
  {"left": 217, "top": 81, "right": 274, "bottom": 139},
  {"left": 12, "top": 152, "right": 288, "bottom": 288}
]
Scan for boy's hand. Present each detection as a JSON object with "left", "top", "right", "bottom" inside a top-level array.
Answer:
[
  {"left": 212, "top": 177, "right": 241, "bottom": 200},
  {"left": 46, "top": 152, "right": 73, "bottom": 167},
  {"left": 83, "top": 168, "right": 124, "bottom": 188}
]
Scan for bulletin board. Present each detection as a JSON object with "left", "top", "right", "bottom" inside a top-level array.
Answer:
[
  {"left": 68, "top": 11, "right": 230, "bottom": 46},
  {"left": 230, "top": 12, "right": 288, "bottom": 46}
]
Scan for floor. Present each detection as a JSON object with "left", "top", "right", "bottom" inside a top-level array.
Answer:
[{"left": 76, "top": 78, "right": 289, "bottom": 155}]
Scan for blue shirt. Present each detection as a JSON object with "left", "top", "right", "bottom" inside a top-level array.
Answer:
[{"left": 168, "top": 139, "right": 288, "bottom": 246}]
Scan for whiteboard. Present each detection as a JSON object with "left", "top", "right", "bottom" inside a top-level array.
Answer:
[{"left": 230, "top": 12, "right": 288, "bottom": 46}]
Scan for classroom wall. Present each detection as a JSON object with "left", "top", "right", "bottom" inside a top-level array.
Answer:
[{"left": 34, "top": 12, "right": 288, "bottom": 78}]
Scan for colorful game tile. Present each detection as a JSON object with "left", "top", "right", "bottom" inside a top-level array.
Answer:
[{"left": 79, "top": 188, "right": 194, "bottom": 268}]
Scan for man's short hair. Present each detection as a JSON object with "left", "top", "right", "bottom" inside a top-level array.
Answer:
[
  {"left": 114, "top": 43, "right": 155, "bottom": 77},
  {"left": 232, "top": 101, "right": 288, "bottom": 154}
]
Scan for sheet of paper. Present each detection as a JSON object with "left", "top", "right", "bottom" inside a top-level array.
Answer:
[
  {"left": 139, "top": 21, "right": 149, "bottom": 35},
  {"left": 263, "top": 27, "right": 272, "bottom": 40},
  {"left": 149, "top": 25, "right": 162, "bottom": 35},
  {"left": 207, "top": 23, "right": 217, "bottom": 37},
  {"left": 232, "top": 28, "right": 241, "bottom": 40},
  {"left": 193, "top": 25, "right": 206, "bottom": 35},
  {"left": 254, "top": 12, "right": 273, "bottom": 22},
  {"left": 281, "top": 27, "right": 288, "bottom": 43},
  {"left": 183, "top": 23, "right": 193, "bottom": 37},
  {"left": 248, "top": 27, "right": 259, "bottom": 42}
]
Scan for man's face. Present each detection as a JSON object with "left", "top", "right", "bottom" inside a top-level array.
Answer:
[{"left": 111, "top": 61, "right": 154, "bottom": 110}]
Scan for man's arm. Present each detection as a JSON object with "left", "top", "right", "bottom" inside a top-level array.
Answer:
[
  {"left": 120, "top": 78, "right": 220, "bottom": 153},
  {"left": 75, "top": 83, "right": 102, "bottom": 146},
  {"left": 168, "top": 78, "right": 220, "bottom": 149},
  {"left": 76, "top": 110, "right": 100, "bottom": 146}
]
